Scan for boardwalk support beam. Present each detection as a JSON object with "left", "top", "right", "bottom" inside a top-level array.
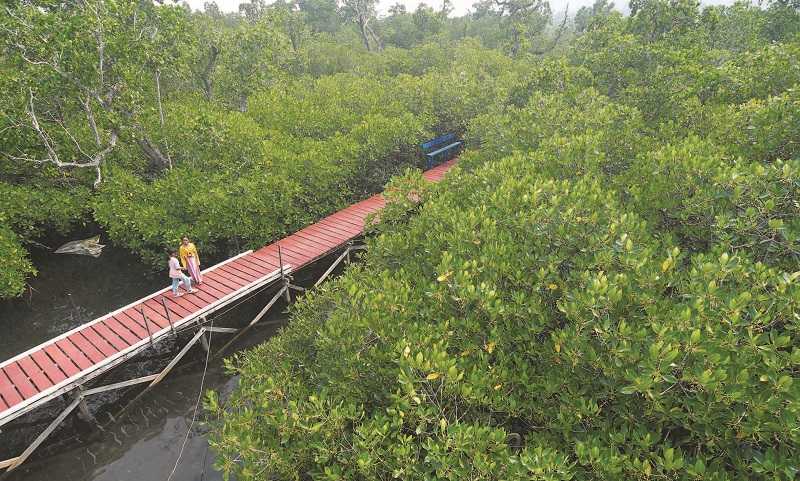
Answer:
[
  {"left": 214, "top": 284, "right": 288, "bottom": 358},
  {"left": 5, "top": 396, "right": 82, "bottom": 471},
  {"left": 314, "top": 243, "right": 365, "bottom": 288},
  {"left": 150, "top": 329, "right": 208, "bottom": 387}
]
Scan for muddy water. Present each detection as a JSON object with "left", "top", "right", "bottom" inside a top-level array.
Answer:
[{"left": 0, "top": 239, "right": 306, "bottom": 481}]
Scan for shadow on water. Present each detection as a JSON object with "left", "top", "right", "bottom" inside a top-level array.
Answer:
[{"left": 0, "top": 234, "right": 336, "bottom": 481}]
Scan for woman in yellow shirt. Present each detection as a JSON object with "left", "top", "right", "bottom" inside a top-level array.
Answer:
[{"left": 179, "top": 236, "right": 203, "bottom": 285}]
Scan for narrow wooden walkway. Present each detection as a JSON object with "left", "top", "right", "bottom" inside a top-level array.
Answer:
[{"left": 0, "top": 159, "right": 455, "bottom": 428}]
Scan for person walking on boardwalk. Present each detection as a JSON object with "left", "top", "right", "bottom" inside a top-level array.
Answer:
[
  {"left": 179, "top": 236, "right": 203, "bottom": 285},
  {"left": 169, "top": 250, "right": 195, "bottom": 297}
]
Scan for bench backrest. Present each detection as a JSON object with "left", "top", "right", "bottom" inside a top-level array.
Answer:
[{"left": 421, "top": 133, "right": 457, "bottom": 152}]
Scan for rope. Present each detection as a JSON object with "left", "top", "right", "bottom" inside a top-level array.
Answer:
[{"left": 166, "top": 317, "right": 213, "bottom": 481}]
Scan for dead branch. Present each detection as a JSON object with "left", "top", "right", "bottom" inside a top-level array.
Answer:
[
  {"left": 24, "top": 88, "right": 117, "bottom": 188},
  {"left": 81, "top": 96, "right": 102, "bottom": 147}
]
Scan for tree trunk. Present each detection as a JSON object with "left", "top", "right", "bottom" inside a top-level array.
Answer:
[
  {"left": 358, "top": 17, "right": 372, "bottom": 51},
  {"left": 200, "top": 45, "right": 219, "bottom": 100},
  {"left": 138, "top": 137, "right": 171, "bottom": 171}
]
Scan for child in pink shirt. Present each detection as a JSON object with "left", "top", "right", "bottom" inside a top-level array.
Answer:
[{"left": 168, "top": 250, "right": 195, "bottom": 297}]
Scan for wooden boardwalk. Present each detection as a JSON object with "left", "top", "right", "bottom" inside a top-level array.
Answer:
[{"left": 0, "top": 159, "right": 455, "bottom": 430}]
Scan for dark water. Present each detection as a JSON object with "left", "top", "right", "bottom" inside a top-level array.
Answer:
[
  {"left": 0, "top": 243, "right": 159, "bottom": 360},
  {"left": 0, "top": 240, "right": 301, "bottom": 481}
]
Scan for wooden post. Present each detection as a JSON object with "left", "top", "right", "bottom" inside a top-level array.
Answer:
[
  {"left": 161, "top": 297, "right": 176, "bottom": 337},
  {"left": 139, "top": 307, "right": 154, "bottom": 347},
  {"left": 314, "top": 247, "right": 351, "bottom": 288},
  {"left": 76, "top": 386, "right": 94, "bottom": 424},
  {"left": 199, "top": 330, "right": 211, "bottom": 353},
  {"left": 278, "top": 244, "right": 285, "bottom": 279},
  {"left": 283, "top": 277, "right": 291, "bottom": 303}
]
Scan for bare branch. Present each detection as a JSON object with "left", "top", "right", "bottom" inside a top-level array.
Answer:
[
  {"left": 24, "top": 89, "right": 117, "bottom": 189},
  {"left": 27, "top": 88, "right": 60, "bottom": 164},
  {"left": 155, "top": 69, "right": 165, "bottom": 128},
  {"left": 82, "top": 96, "right": 102, "bottom": 147}
]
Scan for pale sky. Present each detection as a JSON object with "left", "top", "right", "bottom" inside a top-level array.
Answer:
[{"left": 185, "top": 0, "right": 741, "bottom": 18}]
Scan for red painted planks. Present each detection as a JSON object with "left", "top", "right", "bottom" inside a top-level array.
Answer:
[
  {"left": 0, "top": 369, "right": 24, "bottom": 406},
  {"left": 309, "top": 225, "right": 358, "bottom": 243},
  {"left": 347, "top": 204, "right": 379, "bottom": 217},
  {"left": 202, "top": 274, "right": 237, "bottom": 293},
  {"left": 102, "top": 318, "right": 141, "bottom": 346},
  {"left": 270, "top": 247, "right": 313, "bottom": 266},
  {"left": 78, "top": 329, "right": 118, "bottom": 358},
  {"left": 322, "top": 212, "right": 364, "bottom": 229},
  {"left": 209, "top": 268, "right": 247, "bottom": 284},
  {"left": 190, "top": 287, "right": 218, "bottom": 305},
  {"left": 177, "top": 291, "right": 208, "bottom": 312},
  {"left": 92, "top": 323, "right": 130, "bottom": 351},
  {"left": 67, "top": 332, "right": 106, "bottom": 364},
  {"left": 55, "top": 339, "right": 93, "bottom": 370},
  {"left": 196, "top": 281, "right": 227, "bottom": 299},
  {"left": 297, "top": 232, "right": 345, "bottom": 250},
  {"left": 282, "top": 245, "right": 321, "bottom": 262},
  {"left": 105, "top": 316, "right": 146, "bottom": 343},
  {"left": 30, "top": 350, "right": 67, "bottom": 385},
  {"left": 149, "top": 297, "right": 193, "bottom": 321},
  {"left": 277, "top": 240, "right": 321, "bottom": 259},
  {"left": 278, "top": 238, "right": 319, "bottom": 256},
  {"left": 223, "top": 261, "right": 264, "bottom": 281},
  {"left": 296, "top": 228, "right": 343, "bottom": 246},
  {"left": 243, "top": 254, "right": 279, "bottom": 272},
  {"left": 3, "top": 363, "right": 38, "bottom": 399},
  {"left": 17, "top": 357, "right": 53, "bottom": 392},
  {"left": 291, "top": 233, "right": 335, "bottom": 252},
  {"left": 199, "top": 276, "right": 238, "bottom": 297},
  {"left": 43, "top": 344, "right": 81, "bottom": 377},
  {"left": 220, "top": 262, "right": 259, "bottom": 280},
  {"left": 141, "top": 299, "right": 175, "bottom": 328},
  {"left": 236, "top": 258, "right": 274, "bottom": 277},
  {"left": 117, "top": 310, "right": 152, "bottom": 335},
  {"left": 251, "top": 251, "right": 280, "bottom": 267},
  {"left": 329, "top": 210, "right": 367, "bottom": 225}
]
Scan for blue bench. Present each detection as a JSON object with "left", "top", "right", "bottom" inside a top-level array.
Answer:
[{"left": 421, "top": 133, "right": 462, "bottom": 169}]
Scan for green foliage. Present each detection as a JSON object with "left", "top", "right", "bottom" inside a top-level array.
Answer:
[
  {"left": 0, "top": 224, "right": 35, "bottom": 298},
  {"left": 211, "top": 6, "right": 800, "bottom": 480},
  {"left": 213, "top": 152, "right": 800, "bottom": 480},
  {"left": 0, "top": 183, "right": 89, "bottom": 297},
  {"left": 93, "top": 91, "right": 431, "bottom": 267}
]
